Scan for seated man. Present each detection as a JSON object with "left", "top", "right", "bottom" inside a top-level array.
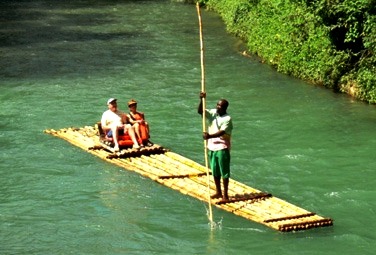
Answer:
[
  {"left": 101, "top": 98, "right": 140, "bottom": 151},
  {"left": 126, "top": 99, "right": 153, "bottom": 147}
]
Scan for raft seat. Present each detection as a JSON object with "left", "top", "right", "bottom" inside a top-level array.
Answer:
[{"left": 118, "top": 135, "right": 134, "bottom": 147}]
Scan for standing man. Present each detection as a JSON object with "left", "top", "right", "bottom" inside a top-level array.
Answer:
[
  {"left": 198, "top": 92, "right": 233, "bottom": 202},
  {"left": 101, "top": 98, "right": 140, "bottom": 151}
]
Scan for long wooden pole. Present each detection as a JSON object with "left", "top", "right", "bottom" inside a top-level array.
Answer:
[{"left": 196, "top": 2, "right": 214, "bottom": 226}]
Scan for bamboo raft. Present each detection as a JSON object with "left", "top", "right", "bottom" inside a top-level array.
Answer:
[{"left": 44, "top": 125, "right": 333, "bottom": 232}]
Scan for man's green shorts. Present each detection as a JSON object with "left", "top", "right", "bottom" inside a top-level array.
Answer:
[{"left": 208, "top": 149, "right": 231, "bottom": 178}]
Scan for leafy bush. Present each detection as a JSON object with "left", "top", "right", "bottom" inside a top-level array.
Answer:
[{"left": 201, "top": 0, "right": 376, "bottom": 103}]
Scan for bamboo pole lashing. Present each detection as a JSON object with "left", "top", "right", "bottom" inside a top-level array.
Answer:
[
  {"left": 150, "top": 155, "right": 206, "bottom": 178},
  {"left": 164, "top": 152, "right": 209, "bottom": 172},
  {"left": 144, "top": 158, "right": 201, "bottom": 180},
  {"left": 149, "top": 154, "right": 202, "bottom": 175},
  {"left": 155, "top": 152, "right": 215, "bottom": 191}
]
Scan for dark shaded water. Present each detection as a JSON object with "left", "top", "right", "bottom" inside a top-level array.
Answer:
[{"left": 1, "top": 1, "right": 375, "bottom": 254}]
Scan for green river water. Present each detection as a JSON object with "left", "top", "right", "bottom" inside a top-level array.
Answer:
[{"left": 1, "top": 1, "right": 375, "bottom": 254}]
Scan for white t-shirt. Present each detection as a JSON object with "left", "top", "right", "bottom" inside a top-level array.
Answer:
[
  {"left": 205, "top": 109, "right": 233, "bottom": 151},
  {"left": 101, "top": 109, "right": 125, "bottom": 131}
]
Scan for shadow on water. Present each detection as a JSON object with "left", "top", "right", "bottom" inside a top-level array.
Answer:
[{"left": 0, "top": 0, "right": 159, "bottom": 80}]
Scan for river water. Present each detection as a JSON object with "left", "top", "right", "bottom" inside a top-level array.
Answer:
[{"left": 1, "top": 0, "right": 375, "bottom": 254}]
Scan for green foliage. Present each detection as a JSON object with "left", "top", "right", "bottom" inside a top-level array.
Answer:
[
  {"left": 354, "top": 67, "right": 376, "bottom": 103},
  {"left": 205, "top": 0, "right": 253, "bottom": 39},
  {"left": 204, "top": 0, "right": 376, "bottom": 103}
]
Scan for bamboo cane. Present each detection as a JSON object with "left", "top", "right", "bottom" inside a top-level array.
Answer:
[{"left": 196, "top": 2, "right": 214, "bottom": 227}]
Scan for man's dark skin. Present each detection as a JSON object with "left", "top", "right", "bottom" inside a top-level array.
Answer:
[{"left": 198, "top": 92, "right": 230, "bottom": 201}]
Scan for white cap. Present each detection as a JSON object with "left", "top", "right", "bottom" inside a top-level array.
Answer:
[{"left": 107, "top": 98, "right": 117, "bottom": 105}]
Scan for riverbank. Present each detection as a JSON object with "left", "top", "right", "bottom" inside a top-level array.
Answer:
[{"left": 198, "top": 0, "right": 376, "bottom": 104}]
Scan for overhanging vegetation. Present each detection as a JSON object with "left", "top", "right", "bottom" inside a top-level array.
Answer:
[{"left": 196, "top": 0, "right": 376, "bottom": 103}]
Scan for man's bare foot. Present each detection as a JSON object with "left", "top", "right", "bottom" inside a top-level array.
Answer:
[
  {"left": 210, "top": 193, "right": 222, "bottom": 199},
  {"left": 221, "top": 196, "right": 230, "bottom": 203}
]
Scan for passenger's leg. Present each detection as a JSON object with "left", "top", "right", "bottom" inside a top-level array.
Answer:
[
  {"left": 111, "top": 125, "right": 120, "bottom": 151},
  {"left": 133, "top": 123, "right": 142, "bottom": 142},
  {"left": 125, "top": 124, "right": 140, "bottom": 148}
]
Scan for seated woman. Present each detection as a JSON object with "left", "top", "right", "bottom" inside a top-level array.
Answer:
[{"left": 126, "top": 99, "right": 153, "bottom": 147}]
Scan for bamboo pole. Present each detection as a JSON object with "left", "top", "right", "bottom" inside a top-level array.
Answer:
[{"left": 196, "top": 2, "right": 214, "bottom": 227}]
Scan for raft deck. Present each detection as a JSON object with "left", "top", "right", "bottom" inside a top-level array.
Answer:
[{"left": 44, "top": 125, "right": 333, "bottom": 232}]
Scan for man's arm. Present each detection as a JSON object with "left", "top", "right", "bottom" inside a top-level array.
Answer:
[
  {"left": 121, "top": 113, "right": 131, "bottom": 124},
  {"left": 203, "top": 130, "right": 226, "bottom": 140},
  {"left": 101, "top": 113, "right": 109, "bottom": 131}
]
